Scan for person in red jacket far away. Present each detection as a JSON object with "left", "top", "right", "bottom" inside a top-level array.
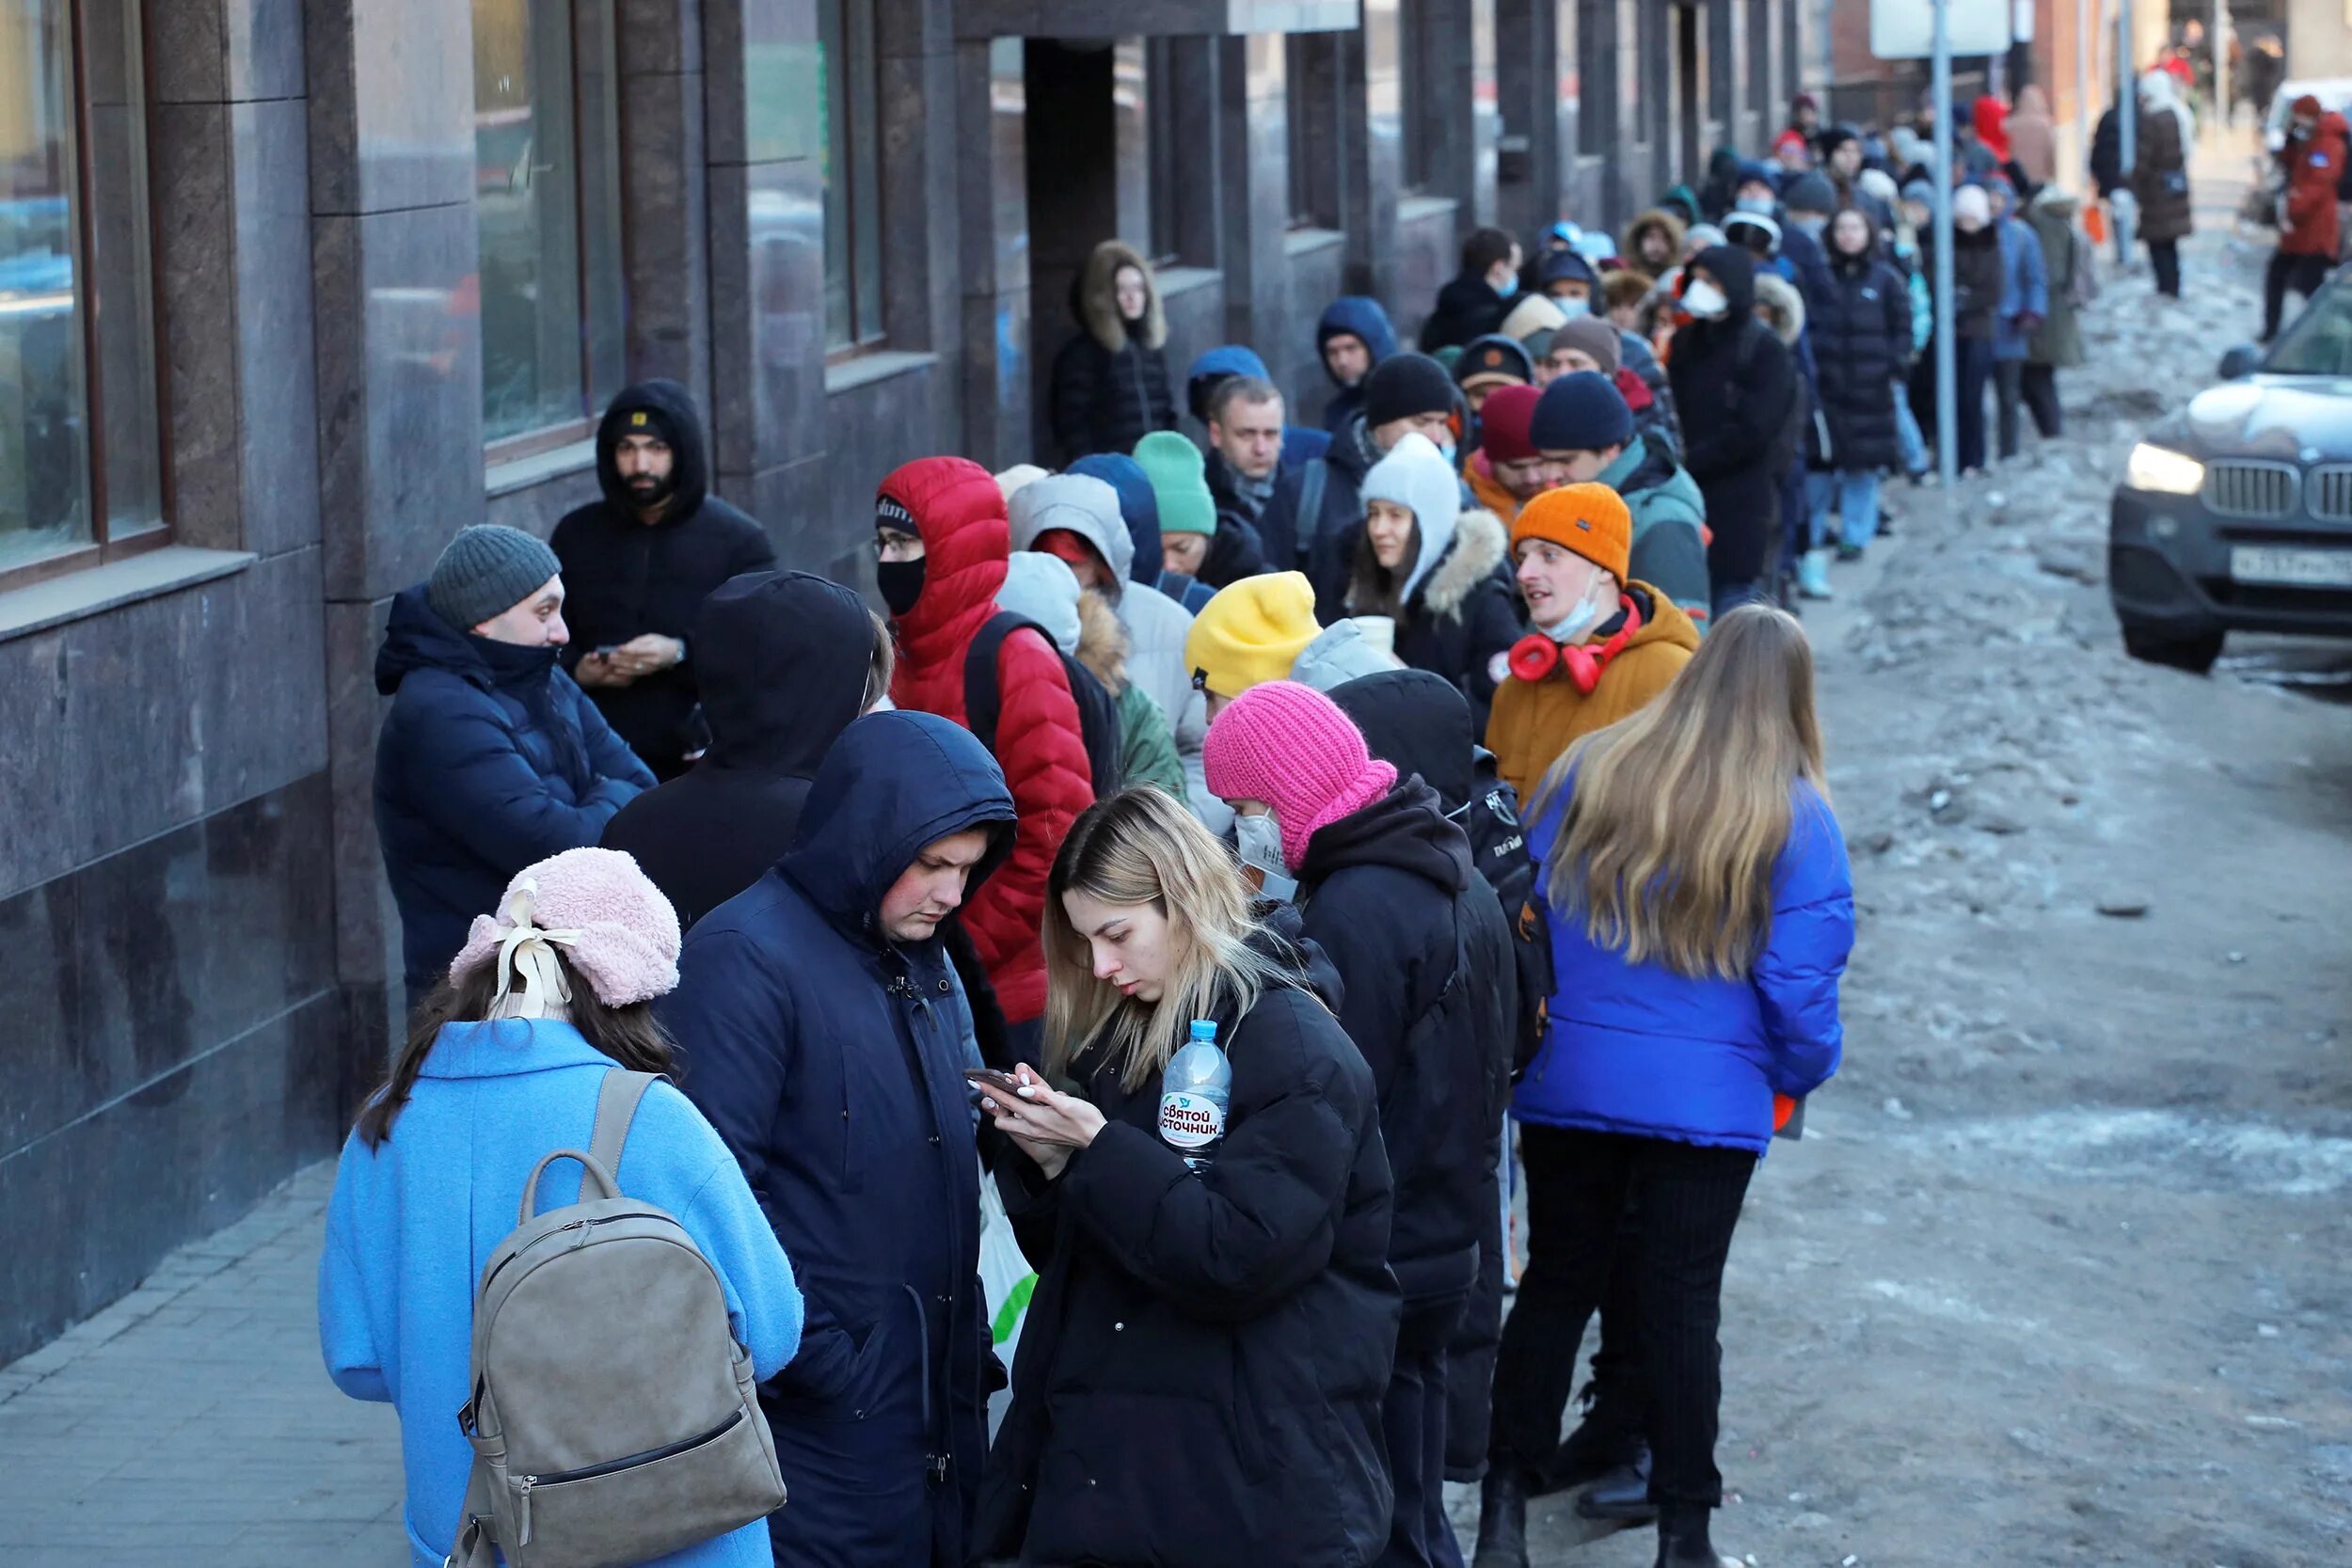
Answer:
[
  {"left": 2265, "top": 98, "right": 2347, "bottom": 342},
  {"left": 875, "top": 456, "right": 1096, "bottom": 1059}
]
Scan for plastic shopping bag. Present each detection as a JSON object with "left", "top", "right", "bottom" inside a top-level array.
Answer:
[{"left": 977, "top": 1169, "right": 1037, "bottom": 1360}]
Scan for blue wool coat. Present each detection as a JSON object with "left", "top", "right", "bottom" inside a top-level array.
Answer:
[
  {"left": 373, "top": 587, "right": 655, "bottom": 992},
  {"left": 1513, "top": 781, "right": 1853, "bottom": 1154},
  {"left": 660, "top": 710, "right": 1016, "bottom": 1568},
  {"left": 318, "top": 1020, "right": 804, "bottom": 1567},
  {"left": 1993, "top": 214, "right": 2050, "bottom": 362}
]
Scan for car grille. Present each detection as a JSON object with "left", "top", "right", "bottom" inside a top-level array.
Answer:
[
  {"left": 2201, "top": 461, "right": 2299, "bottom": 519},
  {"left": 2308, "top": 465, "right": 2352, "bottom": 524}
]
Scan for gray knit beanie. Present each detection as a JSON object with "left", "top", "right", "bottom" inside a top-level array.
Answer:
[{"left": 426, "top": 525, "right": 564, "bottom": 631}]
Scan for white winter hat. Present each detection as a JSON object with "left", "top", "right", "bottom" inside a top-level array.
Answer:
[{"left": 1359, "top": 432, "right": 1464, "bottom": 606}]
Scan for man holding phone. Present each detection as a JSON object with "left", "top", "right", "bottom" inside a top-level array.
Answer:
[{"left": 552, "top": 380, "right": 777, "bottom": 779}]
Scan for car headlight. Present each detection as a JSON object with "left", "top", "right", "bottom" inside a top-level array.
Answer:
[{"left": 2124, "top": 443, "right": 2205, "bottom": 496}]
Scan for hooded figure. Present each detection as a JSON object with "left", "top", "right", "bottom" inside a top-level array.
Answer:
[
  {"left": 881, "top": 457, "right": 1095, "bottom": 1033},
  {"left": 1066, "top": 451, "right": 1213, "bottom": 612},
  {"left": 1048, "top": 241, "right": 1179, "bottom": 461},
  {"left": 662, "top": 711, "right": 1016, "bottom": 1568},
  {"left": 999, "top": 549, "right": 1184, "bottom": 804},
  {"left": 1971, "top": 95, "right": 2012, "bottom": 166},
  {"left": 1664, "top": 247, "right": 1798, "bottom": 604},
  {"left": 1804, "top": 214, "right": 1911, "bottom": 478},
  {"left": 2131, "top": 71, "right": 2196, "bottom": 245},
  {"left": 373, "top": 569, "right": 655, "bottom": 1003},
  {"left": 602, "top": 571, "right": 877, "bottom": 928},
  {"left": 1318, "top": 295, "right": 1403, "bottom": 434},
  {"left": 1619, "top": 208, "right": 1689, "bottom": 277},
  {"left": 2007, "top": 85, "right": 2057, "bottom": 188},
  {"left": 551, "top": 380, "right": 779, "bottom": 777},
  {"left": 1186, "top": 342, "right": 1332, "bottom": 472}
]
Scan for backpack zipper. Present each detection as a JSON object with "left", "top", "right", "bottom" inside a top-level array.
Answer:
[{"left": 511, "top": 1406, "right": 746, "bottom": 1542}]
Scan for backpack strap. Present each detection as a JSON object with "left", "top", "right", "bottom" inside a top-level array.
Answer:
[
  {"left": 450, "top": 1465, "right": 501, "bottom": 1567},
  {"left": 962, "top": 611, "right": 1044, "bottom": 757},
  {"left": 587, "top": 1069, "right": 660, "bottom": 1191}
]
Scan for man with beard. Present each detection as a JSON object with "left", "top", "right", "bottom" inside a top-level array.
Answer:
[{"left": 552, "top": 380, "right": 777, "bottom": 779}]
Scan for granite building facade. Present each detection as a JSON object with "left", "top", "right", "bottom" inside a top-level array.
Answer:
[{"left": 0, "top": 0, "right": 1809, "bottom": 1360}]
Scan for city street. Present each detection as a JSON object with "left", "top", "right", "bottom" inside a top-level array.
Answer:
[{"left": 8, "top": 193, "right": 2350, "bottom": 1568}]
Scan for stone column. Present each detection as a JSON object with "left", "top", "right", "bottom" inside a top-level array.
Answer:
[
  {"left": 616, "top": 0, "right": 712, "bottom": 411},
  {"left": 955, "top": 37, "right": 1032, "bottom": 471},
  {"left": 1342, "top": 0, "right": 1405, "bottom": 301},
  {"left": 1214, "top": 34, "right": 1292, "bottom": 353}
]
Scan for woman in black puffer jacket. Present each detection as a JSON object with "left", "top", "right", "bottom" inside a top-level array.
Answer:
[
  {"left": 1801, "top": 206, "right": 1912, "bottom": 562},
  {"left": 1048, "top": 241, "right": 1180, "bottom": 461},
  {"left": 974, "top": 789, "right": 1397, "bottom": 1568}
]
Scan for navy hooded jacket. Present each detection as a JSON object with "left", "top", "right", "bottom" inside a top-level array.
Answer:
[
  {"left": 661, "top": 710, "right": 1016, "bottom": 1568},
  {"left": 372, "top": 588, "right": 653, "bottom": 994},
  {"left": 1316, "top": 296, "right": 1400, "bottom": 434},
  {"left": 1069, "top": 452, "right": 1215, "bottom": 613},
  {"left": 1185, "top": 343, "right": 1333, "bottom": 470}
]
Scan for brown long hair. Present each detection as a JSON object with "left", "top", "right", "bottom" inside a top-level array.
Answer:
[
  {"left": 1530, "top": 605, "right": 1827, "bottom": 978},
  {"left": 356, "top": 952, "right": 677, "bottom": 1148}
]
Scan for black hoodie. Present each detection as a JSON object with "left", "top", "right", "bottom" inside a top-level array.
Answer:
[
  {"left": 1295, "top": 777, "right": 1517, "bottom": 1305},
  {"left": 601, "top": 570, "right": 872, "bottom": 928},
  {"left": 1665, "top": 245, "right": 1797, "bottom": 588},
  {"left": 550, "top": 379, "right": 778, "bottom": 775}
]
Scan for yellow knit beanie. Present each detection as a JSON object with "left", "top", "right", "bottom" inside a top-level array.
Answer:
[{"left": 1184, "top": 571, "right": 1321, "bottom": 700}]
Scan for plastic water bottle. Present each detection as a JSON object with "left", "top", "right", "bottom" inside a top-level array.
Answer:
[{"left": 1158, "top": 1020, "right": 1231, "bottom": 1170}]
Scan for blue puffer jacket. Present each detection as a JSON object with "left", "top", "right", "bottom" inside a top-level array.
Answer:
[
  {"left": 373, "top": 588, "right": 654, "bottom": 993},
  {"left": 1316, "top": 296, "right": 1400, "bottom": 434},
  {"left": 1513, "top": 780, "right": 1853, "bottom": 1154},
  {"left": 1993, "top": 214, "right": 2049, "bottom": 362}
]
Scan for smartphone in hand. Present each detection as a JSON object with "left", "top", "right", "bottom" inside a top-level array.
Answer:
[{"left": 963, "top": 1067, "right": 1028, "bottom": 1101}]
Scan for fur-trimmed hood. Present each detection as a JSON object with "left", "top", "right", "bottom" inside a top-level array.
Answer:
[
  {"left": 1752, "top": 271, "right": 1807, "bottom": 347},
  {"left": 1074, "top": 588, "right": 1130, "bottom": 695},
  {"left": 1419, "top": 508, "right": 1510, "bottom": 621},
  {"left": 1076, "top": 239, "right": 1167, "bottom": 354},
  {"left": 1620, "top": 207, "right": 1688, "bottom": 267}
]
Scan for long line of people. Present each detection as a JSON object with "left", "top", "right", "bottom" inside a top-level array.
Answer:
[{"left": 334, "top": 105, "right": 1892, "bottom": 1567}]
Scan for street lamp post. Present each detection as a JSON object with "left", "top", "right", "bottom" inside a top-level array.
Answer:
[{"left": 1932, "top": 0, "right": 1957, "bottom": 490}]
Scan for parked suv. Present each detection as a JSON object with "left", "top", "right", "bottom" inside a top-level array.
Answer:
[{"left": 2108, "top": 272, "right": 2352, "bottom": 672}]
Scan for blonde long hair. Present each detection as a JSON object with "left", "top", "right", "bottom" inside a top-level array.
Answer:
[
  {"left": 1530, "top": 606, "right": 1827, "bottom": 978},
  {"left": 1043, "top": 789, "right": 1286, "bottom": 1090}
]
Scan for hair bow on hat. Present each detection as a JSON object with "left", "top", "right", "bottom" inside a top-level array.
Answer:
[{"left": 485, "top": 881, "right": 586, "bottom": 1021}]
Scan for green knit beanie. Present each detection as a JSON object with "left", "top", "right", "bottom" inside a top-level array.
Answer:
[{"left": 1132, "top": 432, "right": 1216, "bottom": 538}]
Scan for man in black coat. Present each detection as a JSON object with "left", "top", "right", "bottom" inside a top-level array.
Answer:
[
  {"left": 1420, "top": 226, "right": 1526, "bottom": 352},
  {"left": 661, "top": 710, "right": 1016, "bottom": 1568},
  {"left": 1664, "top": 246, "right": 1797, "bottom": 614},
  {"left": 552, "top": 379, "right": 777, "bottom": 779},
  {"left": 602, "top": 570, "right": 882, "bottom": 927}
]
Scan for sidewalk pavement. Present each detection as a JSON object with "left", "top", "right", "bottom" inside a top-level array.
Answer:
[{"left": 0, "top": 1162, "right": 408, "bottom": 1566}]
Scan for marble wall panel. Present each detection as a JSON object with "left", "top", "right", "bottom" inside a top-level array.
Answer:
[
  {"left": 619, "top": 65, "right": 713, "bottom": 407},
  {"left": 232, "top": 96, "right": 325, "bottom": 560},
  {"left": 1391, "top": 199, "right": 1458, "bottom": 345},
  {"left": 304, "top": 0, "right": 473, "bottom": 215},
  {"left": 152, "top": 0, "right": 308, "bottom": 103},
  {"left": 151, "top": 101, "right": 242, "bottom": 553},
  {"left": 1158, "top": 279, "right": 1230, "bottom": 422},
  {"left": 707, "top": 158, "right": 827, "bottom": 480},
  {"left": 323, "top": 595, "right": 399, "bottom": 1007},
  {"left": 485, "top": 467, "right": 604, "bottom": 536},
  {"left": 620, "top": 0, "right": 705, "bottom": 73}
]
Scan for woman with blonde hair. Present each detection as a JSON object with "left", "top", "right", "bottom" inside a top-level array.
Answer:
[
  {"left": 971, "top": 787, "right": 1400, "bottom": 1568},
  {"left": 1475, "top": 607, "right": 1853, "bottom": 1568}
]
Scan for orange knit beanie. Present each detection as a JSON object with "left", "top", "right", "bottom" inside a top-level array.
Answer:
[{"left": 1511, "top": 483, "right": 1633, "bottom": 583}]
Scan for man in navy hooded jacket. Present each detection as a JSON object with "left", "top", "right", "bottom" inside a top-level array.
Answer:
[
  {"left": 663, "top": 709, "right": 1017, "bottom": 1568},
  {"left": 1317, "top": 295, "right": 1400, "bottom": 434}
]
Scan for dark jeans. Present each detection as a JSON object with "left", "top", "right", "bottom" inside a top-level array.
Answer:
[
  {"left": 2265, "top": 250, "right": 2330, "bottom": 339},
  {"left": 1957, "top": 339, "right": 1995, "bottom": 473},
  {"left": 2148, "top": 237, "right": 2182, "bottom": 297},
  {"left": 1379, "top": 1296, "right": 1469, "bottom": 1568},
  {"left": 1490, "top": 1127, "right": 1757, "bottom": 1509},
  {"left": 2020, "top": 363, "right": 2063, "bottom": 438},
  {"left": 1994, "top": 358, "right": 2026, "bottom": 460}
]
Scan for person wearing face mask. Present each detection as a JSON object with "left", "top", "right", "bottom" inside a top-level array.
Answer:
[
  {"left": 1930, "top": 184, "right": 2008, "bottom": 475},
  {"left": 1203, "top": 683, "right": 1516, "bottom": 1568},
  {"left": 2265, "top": 96, "right": 2345, "bottom": 341},
  {"left": 1047, "top": 240, "right": 1179, "bottom": 461},
  {"left": 1800, "top": 207, "right": 1912, "bottom": 584},
  {"left": 1774, "top": 172, "right": 1839, "bottom": 300},
  {"left": 1664, "top": 247, "right": 1798, "bottom": 613},
  {"left": 1537, "top": 248, "right": 1601, "bottom": 315},
  {"left": 1484, "top": 483, "right": 1700, "bottom": 803},
  {"left": 1422, "top": 226, "right": 1527, "bottom": 352},
  {"left": 1342, "top": 432, "right": 1522, "bottom": 731},
  {"left": 1619, "top": 208, "right": 1687, "bottom": 278},
  {"left": 1530, "top": 372, "right": 1709, "bottom": 625},
  {"left": 971, "top": 788, "right": 1397, "bottom": 1568}
]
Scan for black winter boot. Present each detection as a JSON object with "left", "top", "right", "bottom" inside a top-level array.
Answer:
[
  {"left": 1654, "top": 1501, "right": 1724, "bottom": 1567},
  {"left": 1575, "top": 1439, "right": 1657, "bottom": 1523},
  {"left": 1470, "top": 1466, "right": 1531, "bottom": 1568},
  {"left": 1533, "top": 1390, "right": 1643, "bottom": 1497}
]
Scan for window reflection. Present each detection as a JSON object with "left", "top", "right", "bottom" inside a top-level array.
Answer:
[{"left": 819, "top": 0, "right": 883, "bottom": 351}]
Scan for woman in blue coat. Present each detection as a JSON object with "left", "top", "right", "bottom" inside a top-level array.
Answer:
[
  {"left": 318, "top": 847, "right": 804, "bottom": 1568},
  {"left": 1476, "top": 607, "right": 1852, "bottom": 1568}
]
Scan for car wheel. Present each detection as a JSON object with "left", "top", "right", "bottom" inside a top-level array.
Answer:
[{"left": 2122, "top": 625, "right": 2225, "bottom": 673}]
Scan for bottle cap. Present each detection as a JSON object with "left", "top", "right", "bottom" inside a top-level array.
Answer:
[{"left": 1189, "top": 1019, "right": 1217, "bottom": 1042}]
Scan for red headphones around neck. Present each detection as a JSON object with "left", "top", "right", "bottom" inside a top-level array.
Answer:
[{"left": 1507, "top": 601, "right": 1644, "bottom": 694}]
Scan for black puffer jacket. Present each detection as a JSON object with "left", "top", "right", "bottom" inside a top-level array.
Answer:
[
  {"left": 1419, "top": 272, "right": 1515, "bottom": 352},
  {"left": 1047, "top": 241, "right": 1179, "bottom": 461},
  {"left": 551, "top": 379, "right": 778, "bottom": 775},
  {"left": 1666, "top": 247, "right": 1798, "bottom": 590},
  {"left": 1804, "top": 243, "right": 1912, "bottom": 473},
  {"left": 601, "top": 571, "right": 872, "bottom": 928},
  {"left": 977, "top": 929, "right": 1397, "bottom": 1568},
  {"left": 1297, "top": 779, "right": 1517, "bottom": 1305}
]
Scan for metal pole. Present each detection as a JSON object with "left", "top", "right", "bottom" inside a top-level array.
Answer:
[
  {"left": 2119, "top": 0, "right": 2137, "bottom": 171},
  {"left": 1933, "top": 0, "right": 1957, "bottom": 489},
  {"left": 2212, "top": 0, "right": 2229, "bottom": 134},
  {"left": 2076, "top": 0, "right": 2092, "bottom": 191}
]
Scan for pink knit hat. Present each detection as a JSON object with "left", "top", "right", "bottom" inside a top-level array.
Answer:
[
  {"left": 1202, "top": 681, "right": 1398, "bottom": 871},
  {"left": 449, "top": 847, "right": 681, "bottom": 1008}
]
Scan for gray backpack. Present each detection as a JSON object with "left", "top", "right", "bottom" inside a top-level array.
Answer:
[{"left": 452, "top": 1070, "right": 786, "bottom": 1568}]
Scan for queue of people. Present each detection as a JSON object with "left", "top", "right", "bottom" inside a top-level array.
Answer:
[{"left": 331, "top": 111, "right": 1882, "bottom": 1566}]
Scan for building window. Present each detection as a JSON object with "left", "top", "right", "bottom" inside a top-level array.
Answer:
[
  {"left": 471, "top": 0, "right": 625, "bottom": 451},
  {"left": 0, "top": 0, "right": 166, "bottom": 582},
  {"left": 819, "top": 0, "right": 883, "bottom": 352}
]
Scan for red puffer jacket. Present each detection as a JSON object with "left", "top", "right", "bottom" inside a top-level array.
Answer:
[
  {"left": 2280, "top": 110, "right": 2348, "bottom": 260},
  {"left": 882, "top": 457, "right": 1094, "bottom": 1025}
]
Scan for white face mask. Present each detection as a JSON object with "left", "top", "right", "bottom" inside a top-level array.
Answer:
[
  {"left": 1556, "top": 296, "right": 1592, "bottom": 321},
  {"left": 1736, "top": 195, "right": 1776, "bottom": 215},
  {"left": 1233, "top": 814, "right": 1298, "bottom": 903},
  {"left": 1539, "top": 573, "right": 1614, "bottom": 643},
  {"left": 1792, "top": 214, "right": 1828, "bottom": 238},
  {"left": 1682, "top": 279, "right": 1729, "bottom": 320}
]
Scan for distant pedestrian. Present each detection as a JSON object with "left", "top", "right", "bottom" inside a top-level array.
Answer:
[
  {"left": 552, "top": 380, "right": 778, "bottom": 779},
  {"left": 320, "top": 847, "right": 803, "bottom": 1568},
  {"left": 1319, "top": 295, "right": 1403, "bottom": 434},
  {"left": 1200, "top": 372, "right": 1289, "bottom": 538},
  {"left": 2007, "top": 85, "right": 2058, "bottom": 190},
  {"left": 663, "top": 710, "right": 1017, "bottom": 1568},
  {"left": 1664, "top": 247, "right": 1797, "bottom": 612},
  {"left": 1620, "top": 208, "right": 1688, "bottom": 277},
  {"left": 1454, "top": 334, "right": 1537, "bottom": 415},
  {"left": 1048, "top": 240, "right": 1178, "bottom": 460},
  {"left": 1987, "top": 176, "right": 2050, "bottom": 462},
  {"left": 1803, "top": 207, "right": 1911, "bottom": 571},
  {"left": 1932, "top": 185, "right": 2006, "bottom": 473},
  {"left": 602, "top": 571, "right": 888, "bottom": 928},
  {"left": 2023, "top": 185, "right": 2091, "bottom": 438},
  {"left": 1422, "top": 226, "right": 1527, "bottom": 352},
  {"left": 1479, "top": 607, "right": 1851, "bottom": 1568},
  {"left": 2265, "top": 97, "right": 2345, "bottom": 341},
  {"left": 373, "top": 526, "right": 654, "bottom": 1011},
  {"left": 2131, "top": 71, "right": 2196, "bottom": 297},
  {"left": 972, "top": 788, "right": 1401, "bottom": 1568}
]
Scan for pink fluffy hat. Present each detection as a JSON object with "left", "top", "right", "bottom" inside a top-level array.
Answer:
[
  {"left": 449, "top": 847, "right": 681, "bottom": 1013},
  {"left": 1202, "top": 680, "right": 1397, "bottom": 871}
]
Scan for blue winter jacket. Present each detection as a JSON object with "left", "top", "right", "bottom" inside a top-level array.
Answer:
[
  {"left": 1069, "top": 452, "right": 1216, "bottom": 611},
  {"left": 373, "top": 587, "right": 654, "bottom": 992},
  {"left": 319, "top": 1020, "right": 804, "bottom": 1567},
  {"left": 1183, "top": 343, "right": 1332, "bottom": 470},
  {"left": 1993, "top": 215, "right": 2050, "bottom": 362},
  {"left": 1513, "top": 781, "right": 1853, "bottom": 1154},
  {"left": 660, "top": 710, "right": 1015, "bottom": 1568},
  {"left": 1316, "top": 295, "right": 1401, "bottom": 433}
]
